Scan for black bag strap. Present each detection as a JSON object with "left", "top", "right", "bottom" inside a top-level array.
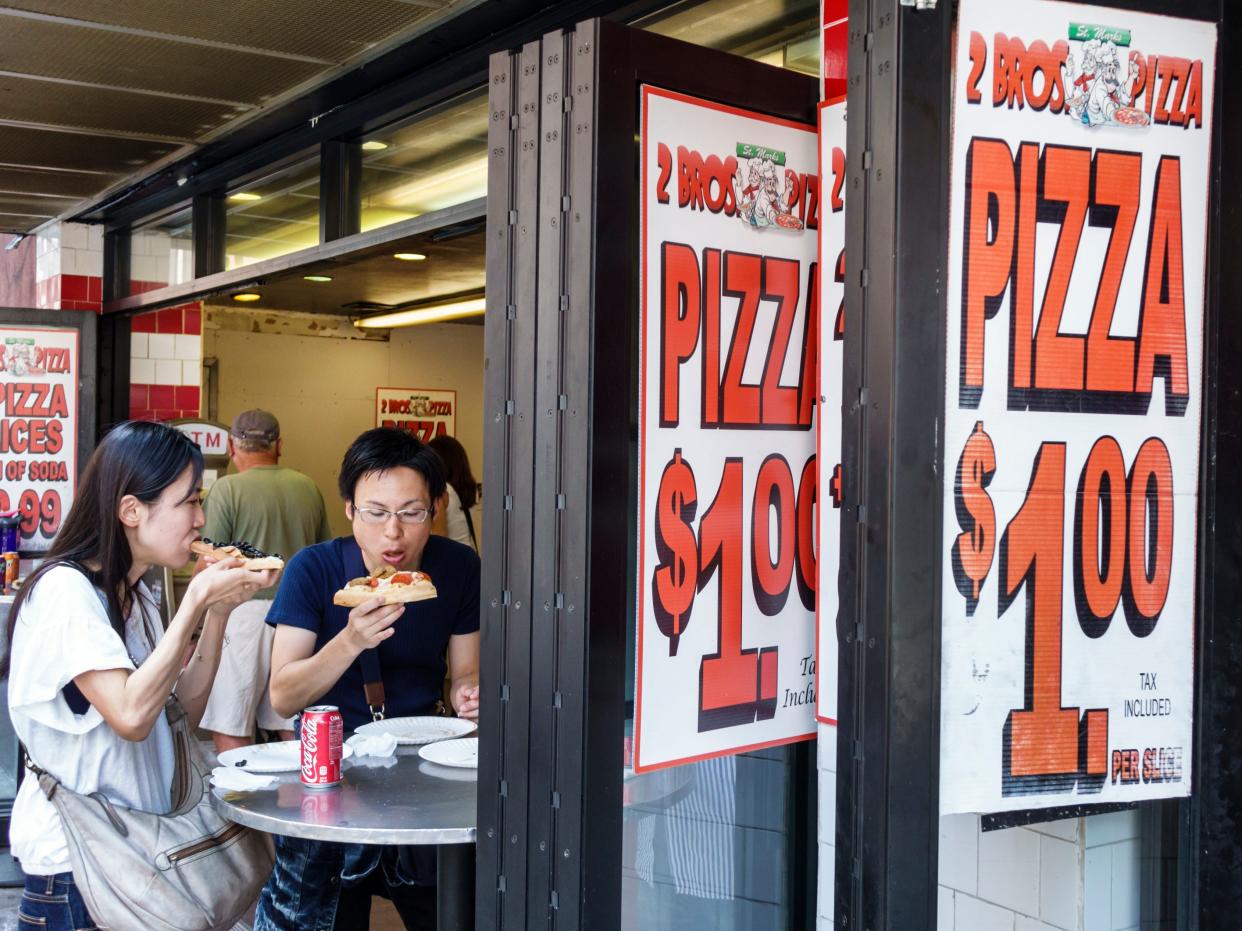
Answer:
[
  {"left": 360, "top": 648, "right": 385, "bottom": 721},
  {"left": 462, "top": 505, "right": 478, "bottom": 551}
]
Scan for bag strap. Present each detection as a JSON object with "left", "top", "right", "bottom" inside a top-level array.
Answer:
[
  {"left": 360, "top": 648, "right": 386, "bottom": 721},
  {"left": 462, "top": 505, "right": 478, "bottom": 551}
]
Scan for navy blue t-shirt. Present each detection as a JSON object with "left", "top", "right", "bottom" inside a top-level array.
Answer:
[{"left": 266, "top": 534, "right": 480, "bottom": 731}]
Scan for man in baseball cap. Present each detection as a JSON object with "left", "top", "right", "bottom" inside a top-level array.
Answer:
[{"left": 197, "top": 408, "right": 332, "bottom": 752}]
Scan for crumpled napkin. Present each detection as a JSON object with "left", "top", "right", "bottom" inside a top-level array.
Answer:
[
  {"left": 346, "top": 733, "right": 399, "bottom": 758},
  {"left": 211, "top": 766, "right": 278, "bottom": 791}
]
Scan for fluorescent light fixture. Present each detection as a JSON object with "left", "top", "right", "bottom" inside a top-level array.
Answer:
[
  {"left": 232, "top": 291, "right": 262, "bottom": 302},
  {"left": 303, "top": 274, "right": 333, "bottom": 283},
  {"left": 393, "top": 252, "right": 426, "bottom": 261},
  {"left": 229, "top": 191, "right": 262, "bottom": 202},
  {"left": 355, "top": 295, "right": 485, "bottom": 329},
  {"left": 361, "top": 140, "right": 389, "bottom": 151}
]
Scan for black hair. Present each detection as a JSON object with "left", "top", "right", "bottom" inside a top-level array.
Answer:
[
  {"left": 1, "top": 420, "right": 204, "bottom": 678},
  {"left": 338, "top": 427, "right": 446, "bottom": 504},
  {"left": 428, "top": 435, "right": 478, "bottom": 511}
]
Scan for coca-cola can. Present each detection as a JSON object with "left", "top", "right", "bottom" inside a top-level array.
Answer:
[{"left": 300, "top": 705, "right": 343, "bottom": 788}]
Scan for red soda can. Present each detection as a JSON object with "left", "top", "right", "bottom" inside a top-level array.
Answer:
[{"left": 300, "top": 705, "right": 343, "bottom": 788}]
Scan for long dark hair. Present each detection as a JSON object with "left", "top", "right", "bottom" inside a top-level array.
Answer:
[
  {"left": 0, "top": 421, "right": 204, "bottom": 678},
  {"left": 428, "top": 435, "right": 478, "bottom": 511}
]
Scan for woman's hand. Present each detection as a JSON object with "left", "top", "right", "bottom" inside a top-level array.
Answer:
[
  {"left": 184, "top": 557, "right": 279, "bottom": 616},
  {"left": 343, "top": 598, "right": 404, "bottom": 654}
]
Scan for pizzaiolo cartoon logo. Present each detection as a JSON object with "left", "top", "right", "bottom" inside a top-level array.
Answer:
[
  {"left": 652, "top": 139, "right": 818, "bottom": 232},
  {"left": 965, "top": 21, "right": 1206, "bottom": 130}
]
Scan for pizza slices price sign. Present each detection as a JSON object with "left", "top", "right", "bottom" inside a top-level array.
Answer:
[
  {"left": 0, "top": 326, "right": 78, "bottom": 552},
  {"left": 939, "top": 0, "right": 1216, "bottom": 815},
  {"left": 375, "top": 387, "right": 456, "bottom": 443},
  {"left": 635, "top": 87, "right": 821, "bottom": 772}
]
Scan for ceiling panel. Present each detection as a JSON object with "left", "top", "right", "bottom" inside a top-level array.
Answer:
[
  {"left": 0, "top": 74, "right": 241, "bottom": 141},
  {"left": 207, "top": 228, "right": 485, "bottom": 316},
  {"left": 1, "top": 1, "right": 453, "bottom": 62},
  {"left": 0, "top": 17, "right": 322, "bottom": 103},
  {"left": 0, "top": 124, "right": 178, "bottom": 174},
  {"left": 0, "top": 166, "right": 109, "bottom": 199}
]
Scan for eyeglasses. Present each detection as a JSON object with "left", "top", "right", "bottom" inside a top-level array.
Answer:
[{"left": 352, "top": 505, "right": 432, "bottom": 525}]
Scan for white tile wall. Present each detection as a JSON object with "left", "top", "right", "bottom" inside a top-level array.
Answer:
[
  {"left": 1038, "top": 835, "right": 1080, "bottom": 929},
  {"left": 174, "top": 334, "right": 200, "bottom": 361},
  {"left": 953, "top": 890, "right": 1017, "bottom": 930},
  {"left": 978, "top": 826, "right": 1041, "bottom": 916},
  {"left": 147, "top": 333, "right": 176, "bottom": 359},
  {"left": 180, "top": 360, "right": 200, "bottom": 386},
  {"left": 155, "top": 359, "right": 182, "bottom": 384},
  {"left": 130, "top": 333, "right": 149, "bottom": 359},
  {"left": 131, "top": 357, "right": 156, "bottom": 383}
]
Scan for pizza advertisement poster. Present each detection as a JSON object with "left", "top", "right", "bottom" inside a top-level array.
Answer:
[
  {"left": 816, "top": 97, "right": 845, "bottom": 726},
  {"left": 939, "top": 0, "right": 1215, "bottom": 815},
  {"left": 375, "top": 387, "right": 457, "bottom": 443},
  {"left": 634, "top": 86, "right": 820, "bottom": 772},
  {"left": 0, "top": 325, "right": 78, "bottom": 553}
]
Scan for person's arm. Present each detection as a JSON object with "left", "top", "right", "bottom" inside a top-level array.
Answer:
[
  {"left": 268, "top": 598, "right": 405, "bottom": 718},
  {"left": 447, "top": 632, "right": 479, "bottom": 720},
  {"left": 73, "top": 560, "right": 273, "bottom": 741}
]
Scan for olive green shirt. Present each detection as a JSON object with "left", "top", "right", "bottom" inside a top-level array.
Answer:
[{"left": 202, "top": 465, "right": 333, "bottom": 599}]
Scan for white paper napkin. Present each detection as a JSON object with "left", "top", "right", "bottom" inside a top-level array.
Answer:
[
  {"left": 211, "top": 766, "right": 278, "bottom": 791},
  {"left": 346, "top": 733, "right": 399, "bottom": 758}
]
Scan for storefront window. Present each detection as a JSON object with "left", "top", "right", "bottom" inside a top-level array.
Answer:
[
  {"left": 623, "top": 745, "right": 800, "bottom": 929},
  {"left": 638, "top": 0, "right": 819, "bottom": 75},
  {"left": 357, "top": 88, "right": 489, "bottom": 233},
  {"left": 226, "top": 154, "right": 321, "bottom": 269},
  {"left": 127, "top": 203, "right": 193, "bottom": 296}
]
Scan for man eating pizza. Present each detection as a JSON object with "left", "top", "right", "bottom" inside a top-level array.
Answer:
[{"left": 254, "top": 427, "right": 480, "bottom": 931}]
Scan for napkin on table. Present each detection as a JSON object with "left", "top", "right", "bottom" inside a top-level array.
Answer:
[
  {"left": 346, "top": 733, "right": 399, "bottom": 758},
  {"left": 211, "top": 766, "right": 278, "bottom": 791}
]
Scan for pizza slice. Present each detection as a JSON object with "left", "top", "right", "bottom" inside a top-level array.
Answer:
[
  {"left": 333, "top": 564, "right": 438, "bottom": 607},
  {"left": 191, "top": 537, "right": 285, "bottom": 571}
]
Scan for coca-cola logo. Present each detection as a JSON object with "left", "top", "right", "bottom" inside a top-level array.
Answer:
[{"left": 301, "top": 718, "right": 318, "bottom": 781}]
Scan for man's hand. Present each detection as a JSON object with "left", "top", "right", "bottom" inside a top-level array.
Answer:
[
  {"left": 452, "top": 682, "right": 480, "bottom": 721},
  {"left": 343, "top": 598, "right": 404, "bottom": 654}
]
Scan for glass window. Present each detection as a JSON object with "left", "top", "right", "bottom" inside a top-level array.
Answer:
[
  {"left": 638, "top": 0, "right": 820, "bottom": 76},
  {"left": 128, "top": 203, "right": 193, "bottom": 296},
  {"left": 357, "top": 88, "right": 489, "bottom": 233},
  {"left": 226, "top": 154, "right": 320, "bottom": 269}
]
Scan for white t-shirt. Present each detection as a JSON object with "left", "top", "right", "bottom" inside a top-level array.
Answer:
[
  {"left": 442, "top": 484, "right": 477, "bottom": 552},
  {"left": 7, "top": 566, "right": 175, "bottom": 875}
]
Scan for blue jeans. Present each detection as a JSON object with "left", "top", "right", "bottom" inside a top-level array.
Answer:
[
  {"left": 254, "top": 835, "right": 434, "bottom": 931},
  {"left": 17, "top": 873, "right": 99, "bottom": 931}
]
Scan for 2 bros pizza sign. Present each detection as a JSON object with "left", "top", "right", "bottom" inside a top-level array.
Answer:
[
  {"left": 634, "top": 87, "right": 824, "bottom": 771},
  {"left": 939, "top": 0, "right": 1215, "bottom": 814},
  {"left": 0, "top": 326, "right": 78, "bottom": 552}
]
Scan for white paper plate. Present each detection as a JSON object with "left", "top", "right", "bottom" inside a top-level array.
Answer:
[
  {"left": 418, "top": 737, "right": 478, "bottom": 769},
  {"left": 216, "top": 740, "right": 353, "bottom": 774},
  {"left": 355, "top": 716, "right": 477, "bottom": 746}
]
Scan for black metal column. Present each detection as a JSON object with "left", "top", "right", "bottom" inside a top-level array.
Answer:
[
  {"left": 320, "top": 139, "right": 362, "bottom": 243},
  {"left": 192, "top": 191, "right": 226, "bottom": 278},
  {"left": 1193, "top": 0, "right": 1237, "bottom": 924},
  {"left": 836, "top": 1, "right": 950, "bottom": 928}
]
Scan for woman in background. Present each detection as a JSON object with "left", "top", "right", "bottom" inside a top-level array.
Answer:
[{"left": 429, "top": 434, "right": 479, "bottom": 552}]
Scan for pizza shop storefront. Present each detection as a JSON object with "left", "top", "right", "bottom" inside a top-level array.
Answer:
[{"left": 1, "top": 0, "right": 1240, "bottom": 929}]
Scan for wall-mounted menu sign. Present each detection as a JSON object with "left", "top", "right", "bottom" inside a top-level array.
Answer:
[
  {"left": 375, "top": 387, "right": 457, "bottom": 443},
  {"left": 0, "top": 326, "right": 78, "bottom": 552},
  {"left": 634, "top": 86, "right": 820, "bottom": 772},
  {"left": 939, "top": 0, "right": 1216, "bottom": 815}
]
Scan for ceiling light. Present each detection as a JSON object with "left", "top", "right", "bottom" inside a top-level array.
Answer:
[
  {"left": 355, "top": 295, "right": 485, "bottom": 329},
  {"left": 232, "top": 291, "right": 262, "bottom": 302},
  {"left": 303, "top": 275, "right": 333, "bottom": 283},
  {"left": 229, "top": 191, "right": 262, "bottom": 202},
  {"left": 393, "top": 252, "right": 426, "bottom": 261},
  {"left": 361, "top": 140, "right": 389, "bottom": 151}
]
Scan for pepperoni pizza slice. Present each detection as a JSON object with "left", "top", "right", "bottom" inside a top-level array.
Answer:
[{"left": 333, "top": 564, "right": 438, "bottom": 607}]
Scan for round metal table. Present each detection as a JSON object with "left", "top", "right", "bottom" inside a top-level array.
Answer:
[{"left": 211, "top": 748, "right": 476, "bottom": 929}]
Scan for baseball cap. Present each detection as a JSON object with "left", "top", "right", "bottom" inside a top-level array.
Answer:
[{"left": 230, "top": 409, "right": 280, "bottom": 441}]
